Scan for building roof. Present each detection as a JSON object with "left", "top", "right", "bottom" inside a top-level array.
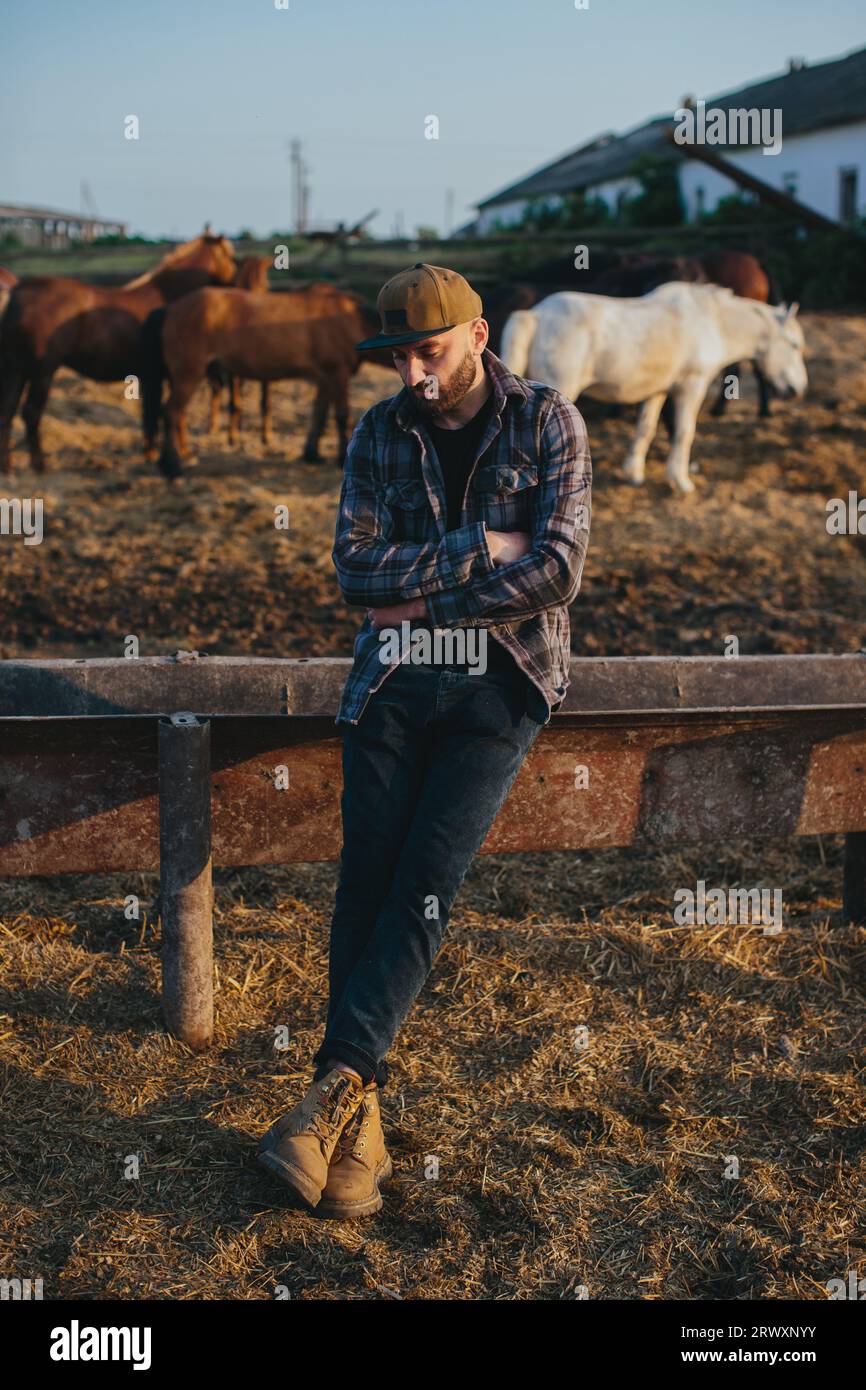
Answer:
[
  {"left": 0, "top": 201, "right": 126, "bottom": 227},
  {"left": 478, "top": 43, "right": 866, "bottom": 209}
]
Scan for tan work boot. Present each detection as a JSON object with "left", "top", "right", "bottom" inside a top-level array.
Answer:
[
  {"left": 317, "top": 1081, "right": 393, "bottom": 1219},
  {"left": 257, "top": 1066, "right": 365, "bottom": 1208}
]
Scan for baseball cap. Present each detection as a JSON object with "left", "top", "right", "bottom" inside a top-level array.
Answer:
[{"left": 355, "top": 262, "right": 483, "bottom": 351}]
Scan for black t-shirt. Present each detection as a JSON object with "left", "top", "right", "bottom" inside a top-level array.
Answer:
[
  {"left": 428, "top": 389, "right": 497, "bottom": 532},
  {"left": 408, "top": 388, "right": 520, "bottom": 678}
]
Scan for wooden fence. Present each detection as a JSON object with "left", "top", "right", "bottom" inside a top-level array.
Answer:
[{"left": 2, "top": 652, "right": 864, "bottom": 1048}]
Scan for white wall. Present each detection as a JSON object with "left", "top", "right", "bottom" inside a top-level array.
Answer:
[
  {"left": 475, "top": 198, "right": 554, "bottom": 233},
  {"left": 475, "top": 119, "right": 864, "bottom": 232},
  {"left": 587, "top": 176, "right": 642, "bottom": 214},
  {"left": 476, "top": 176, "right": 641, "bottom": 232},
  {"left": 677, "top": 120, "right": 866, "bottom": 223}
]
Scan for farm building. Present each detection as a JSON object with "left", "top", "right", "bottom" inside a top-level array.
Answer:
[
  {"left": 0, "top": 201, "right": 127, "bottom": 248},
  {"left": 471, "top": 44, "right": 866, "bottom": 232}
]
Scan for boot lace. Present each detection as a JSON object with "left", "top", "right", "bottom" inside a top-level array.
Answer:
[{"left": 309, "top": 1076, "right": 358, "bottom": 1144}]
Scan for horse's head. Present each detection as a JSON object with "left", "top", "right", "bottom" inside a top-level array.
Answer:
[
  {"left": 234, "top": 255, "right": 270, "bottom": 291},
  {"left": 759, "top": 303, "right": 807, "bottom": 399},
  {"left": 199, "top": 233, "right": 237, "bottom": 285},
  {"left": 133, "top": 232, "right": 237, "bottom": 292}
]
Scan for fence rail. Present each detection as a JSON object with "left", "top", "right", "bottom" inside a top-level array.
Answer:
[{"left": 2, "top": 652, "right": 864, "bottom": 1047}]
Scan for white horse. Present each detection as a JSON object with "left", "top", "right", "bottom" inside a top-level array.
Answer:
[{"left": 501, "top": 282, "right": 807, "bottom": 492}]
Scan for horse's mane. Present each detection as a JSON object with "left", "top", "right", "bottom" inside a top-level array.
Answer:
[
  {"left": 123, "top": 234, "right": 234, "bottom": 288},
  {"left": 689, "top": 282, "right": 735, "bottom": 300},
  {"left": 688, "top": 283, "right": 784, "bottom": 321}
]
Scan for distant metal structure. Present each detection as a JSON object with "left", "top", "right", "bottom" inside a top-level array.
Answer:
[
  {"left": 304, "top": 209, "right": 379, "bottom": 266},
  {"left": 288, "top": 139, "right": 308, "bottom": 235},
  {"left": 0, "top": 200, "right": 127, "bottom": 249},
  {"left": 2, "top": 652, "right": 864, "bottom": 1049}
]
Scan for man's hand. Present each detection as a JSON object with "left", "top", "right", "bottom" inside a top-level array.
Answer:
[
  {"left": 366, "top": 597, "right": 428, "bottom": 631},
  {"left": 364, "top": 534, "right": 531, "bottom": 629},
  {"left": 487, "top": 529, "right": 532, "bottom": 565}
]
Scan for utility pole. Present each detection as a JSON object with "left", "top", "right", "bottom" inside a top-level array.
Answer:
[
  {"left": 445, "top": 187, "right": 454, "bottom": 238},
  {"left": 301, "top": 159, "right": 311, "bottom": 235},
  {"left": 289, "top": 139, "right": 304, "bottom": 234}
]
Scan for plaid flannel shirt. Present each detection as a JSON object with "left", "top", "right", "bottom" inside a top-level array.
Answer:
[{"left": 332, "top": 348, "right": 592, "bottom": 727}]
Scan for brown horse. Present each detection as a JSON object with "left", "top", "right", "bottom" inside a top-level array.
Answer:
[
  {"left": 0, "top": 268, "right": 16, "bottom": 320},
  {"left": 700, "top": 251, "right": 773, "bottom": 416},
  {"left": 0, "top": 232, "right": 236, "bottom": 474},
  {"left": 205, "top": 255, "right": 271, "bottom": 441},
  {"left": 142, "top": 283, "right": 381, "bottom": 477}
]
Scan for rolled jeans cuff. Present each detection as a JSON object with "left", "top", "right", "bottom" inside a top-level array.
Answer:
[{"left": 312, "top": 1037, "right": 389, "bottom": 1090}]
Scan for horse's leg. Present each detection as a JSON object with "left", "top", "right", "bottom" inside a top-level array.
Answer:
[
  {"left": 621, "top": 392, "right": 666, "bottom": 486},
  {"left": 754, "top": 361, "right": 771, "bottom": 417},
  {"left": 178, "top": 409, "right": 193, "bottom": 461},
  {"left": 260, "top": 382, "right": 271, "bottom": 446},
  {"left": 0, "top": 367, "right": 27, "bottom": 475},
  {"left": 332, "top": 369, "right": 351, "bottom": 466},
  {"left": 665, "top": 377, "right": 709, "bottom": 494},
  {"left": 21, "top": 368, "right": 55, "bottom": 473},
  {"left": 207, "top": 376, "right": 221, "bottom": 436},
  {"left": 227, "top": 375, "right": 241, "bottom": 448},
  {"left": 303, "top": 378, "right": 330, "bottom": 461},
  {"left": 710, "top": 362, "right": 739, "bottom": 417},
  {"left": 159, "top": 376, "right": 199, "bottom": 480}
]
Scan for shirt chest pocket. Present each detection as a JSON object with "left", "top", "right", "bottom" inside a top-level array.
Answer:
[
  {"left": 383, "top": 477, "right": 431, "bottom": 541},
  {"left": 471, "top": 456, "right": 539, "bottom": 528}
]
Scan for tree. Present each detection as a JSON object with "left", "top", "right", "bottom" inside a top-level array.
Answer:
[{"left": 619, "top": 154, "right": 685, "bottom": 227}]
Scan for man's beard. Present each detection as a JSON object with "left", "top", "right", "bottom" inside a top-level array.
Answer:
[{"left": 410, "top": 348, "right": 478, "bottom": 419}]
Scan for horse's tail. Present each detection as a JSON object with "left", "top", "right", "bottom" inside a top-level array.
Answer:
[
  {"left": 140, "top": 307, "right": 167, "bottom": 456},
  {"left": 500, "top": 308, "right": 537, "bottom": 377}
]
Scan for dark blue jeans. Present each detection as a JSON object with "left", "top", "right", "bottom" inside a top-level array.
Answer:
[{"left": 311, "top": 657, "right": 543, "bottom": 1090}]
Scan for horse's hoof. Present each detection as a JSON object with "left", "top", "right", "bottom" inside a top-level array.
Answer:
[{"left": 621, "top": 472, "right": 644, "bottom": 487}]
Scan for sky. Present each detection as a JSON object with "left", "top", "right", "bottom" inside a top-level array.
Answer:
[{"left": 2, "top": 0, "right": 864, "bottom": 240}]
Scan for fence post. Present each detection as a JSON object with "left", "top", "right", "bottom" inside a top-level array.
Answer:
[
  {"left": 158, "top": 712, "right": 213, "bottom": 1049},
  {"left": 843, "top": 831, "right": 866, "bottom": 926}
]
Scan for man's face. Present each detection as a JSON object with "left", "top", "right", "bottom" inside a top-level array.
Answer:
[{"left": 391, "top": 319, "right": 487, "bottom": 418}]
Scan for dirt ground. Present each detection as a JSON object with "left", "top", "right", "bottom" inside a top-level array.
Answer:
[{"left": 1, "top": 312, "right": 865, "bottom": 1299}]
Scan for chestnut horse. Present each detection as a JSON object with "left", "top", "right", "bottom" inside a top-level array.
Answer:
[
  {"left": 205, "top": 254, "right": 271, "bottom": 441},
  {"left": 142, "top": 283, "right": 381, "bottom": 477},
  {"left": 0, "top": 233, "right": 236, "bottom": 474},
  {"left": 700, "top": 251, "right": 772, "bottom": 416},
  {"left": 0, "top": 268, "right": 16, "bottom": 320}
]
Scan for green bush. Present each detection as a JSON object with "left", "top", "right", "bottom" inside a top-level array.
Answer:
[{"left": 619, "top": 154, "right": 685, "bottom": 227}]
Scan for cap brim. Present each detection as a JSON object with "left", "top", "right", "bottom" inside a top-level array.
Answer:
[{"left": 354, "top": 322, "right": 457, "bottom": 352}]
